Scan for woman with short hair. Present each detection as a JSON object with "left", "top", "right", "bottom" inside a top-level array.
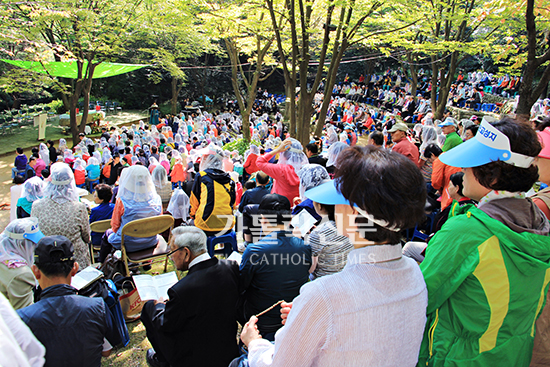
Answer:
[{"left": 419, "top": 117, "right": 550, "bottom": 366}]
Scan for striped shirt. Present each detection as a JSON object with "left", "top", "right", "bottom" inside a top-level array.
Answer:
[
  {"left": 306, "top": 220, "right": 353, "bottom": 279},
  {"left": 248, "top": 245, "right": 428, "bottom": 367}
]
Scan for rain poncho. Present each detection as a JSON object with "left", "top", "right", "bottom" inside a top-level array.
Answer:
[
  {"left": 108, "top": 166, "right": 162, "bottom": 251},
  {"left": 42, "top": 163, "right": 79, "bottom": 204},
  {"left": 58, "top": 139, "right": 67, "bottom": 153},
  {"left": 102, "top": 148, "right": 112, "bottom": 164},
  {"left": 298, "top": 164, "right": 330, "bottom": 201},
  {"left": 419, "top": 126, "right": 439, "bottom": 157},
  {"left": 152, "top": 164, "right": 169, "bottom": 188},
  {"left": 326, "top": 125, "right": 338, "bottom": 145},
  {"left": 277, "top": 139, "right": 308, "bottom": 173},
  {"left": 148, "top": 157, "right": 159, "bottom": 174},
  {"left": 0, "top": 218, "right": 43, "bottom": 309},
  {"left": 326, "top": 142, "right": 349, "bottom": 168},
  {"left": 17, "top": 177, "right": 44, "bottom": 217},
  {"left": 167, "top": 189, "right": 190, "bottom": 220},
  {"left": 63, "top": 150, "right": 75, "bottom": 164},
  {"left": 21, "top": 177, "right": 43, "bottom": 203},
  {"left": 0, "top": 218, "right": 42, "bottom": 268},
  {"left": 39, "top": 143, "right": 50, "bottom": 166}
]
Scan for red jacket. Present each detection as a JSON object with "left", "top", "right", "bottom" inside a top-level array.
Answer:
[{"left": 243, "top": 153, "right": 259, "bottom": 175}]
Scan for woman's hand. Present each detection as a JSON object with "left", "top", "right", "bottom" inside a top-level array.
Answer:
[
  {"left": 241, "top": 316, "right": 262, "bottom": 347},
  {"left": 274, "top": 138, "right": 293, "bottom": 153},
  {"left": 280, "top": 301, "right": 293, "bottom": 325}
]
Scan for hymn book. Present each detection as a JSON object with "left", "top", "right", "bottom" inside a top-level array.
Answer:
[{"left": 132, "top": 272, "right": 179, "bottom": 301}]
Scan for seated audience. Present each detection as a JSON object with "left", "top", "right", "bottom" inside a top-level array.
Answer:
[
  {"left": 388, "top": 122, "right": 420, "bottom": 165},
  {"left": 12, "top": 147, "right": 27, "bottom": 181},
  {"left": 0, "top": 291, "right": 45, "bottom": 366},
  {"left": 17, "top": 236, "right": 118, "bottom": 367},
  {"left": 256, "top": 138, "right": 308, "bottom": 204},
  {"left": 307, "top": 198, "right": 354, "bottom": 279},
  {"left": 236, "top": 145, "right": 428, "bottom": 366},
  {"left": 141, "top": 226, "right": 240, "bottom": 367},
  {"left": 291, "top": 164, "right": 328, "bottom": 222},
  {"left": 238, "top": 171, "right": 271, "bottom": 213},
  {"left": 305, "top": 143, "right": 327, "bottom": 167},
  {"left": 151, "top": 165, "right": 173, "bottom": 209}
]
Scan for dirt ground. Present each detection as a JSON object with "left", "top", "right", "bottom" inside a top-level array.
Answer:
[{"left": 0, "top": 151, "right": 19, "bottom": 231}]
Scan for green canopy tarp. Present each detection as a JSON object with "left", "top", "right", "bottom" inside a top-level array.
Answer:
[{"left": 1, "top": 59, "right": 147, "bottom": 79}]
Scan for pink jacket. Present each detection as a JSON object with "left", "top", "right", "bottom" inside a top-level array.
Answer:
[{"left": 256, "top": 153, "right": 300, "bottom": 204}]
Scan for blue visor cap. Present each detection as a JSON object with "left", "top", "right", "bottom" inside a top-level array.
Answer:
[
  {"left": 23, "top": 230, "right": 45, "bottom": 244},
  {"left": 439, "top": 118, "right": 535, "bottom": 168},
  {"left": 438, "top": 120, "right": 455, "bottom": 127},
  {"left": 304, "top": 180, "right": 351, "bottom": 205}
]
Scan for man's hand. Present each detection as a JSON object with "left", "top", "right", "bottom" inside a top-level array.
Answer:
[
  {"left": 241, "top": 316, "right": 262, "bottom": 347},
  {"left": 154, "top": 297, "right": 166, "bottom": 305},
  {"left": 280, "top": 301, "right": 293, "bottom": 325}
]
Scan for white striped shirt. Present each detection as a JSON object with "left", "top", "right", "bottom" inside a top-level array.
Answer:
[{"left": 248, "top": 245, "right": 428, "bottom": 367}]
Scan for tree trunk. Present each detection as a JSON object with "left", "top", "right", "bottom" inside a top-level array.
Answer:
[
  {"left": 516, "top": 0, "right": 550, "bottom": 121},
  {"left": 71, "top": 61, "right": 96, "bottom": 146},
  {"left": 171, "top": 78, "right": 179, "bottom": 115}
]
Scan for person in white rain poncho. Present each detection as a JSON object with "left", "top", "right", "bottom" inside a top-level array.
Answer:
[
  {"left": 16, "top": 177, "right": 43, "bottom": 219},
  {"left": 99, "top": 166, "right": 162, "bottom": 263},
  {"left": 0, "top": 217, "right": 45, "bottom": 310},
  {"left": 31, "top": 163, "right": 91, "bottom": 268}
]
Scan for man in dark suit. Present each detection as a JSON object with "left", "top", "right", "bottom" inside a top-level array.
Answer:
[{"left": 141, "top": 226, "right": 240, "bottom": 367}]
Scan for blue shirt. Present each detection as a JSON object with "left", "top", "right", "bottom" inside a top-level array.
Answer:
[
  {"left": 90, "top": 203, "right": 115, "bottom": 245},
  {"left": 238, "top": 186, "right": 271, "bottom": 212},
  {"left": 86, "top": 164, "right": 100, "bottom": 180},
  {"left": 239, "top": 230, "right": 311, "bottom": 334},
  {"left": 14, "top": 154, "right": 28, "bottom": 171}
]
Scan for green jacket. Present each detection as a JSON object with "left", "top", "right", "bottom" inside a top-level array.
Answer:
[
  {"left": 418, "top": 201, "right": 550, "bottom": 367},
  {"left": 442, "top": 132, "right": 462, "bottom": 152}
]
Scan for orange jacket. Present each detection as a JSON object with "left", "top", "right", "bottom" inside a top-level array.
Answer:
[
  {"left": 170, "top": 163, "right": 186, "bottom": 183},
  {"left": 431, "top": 157, "right": 461, "bottom": 210}
]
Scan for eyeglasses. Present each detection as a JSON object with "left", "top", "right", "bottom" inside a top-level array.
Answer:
[{"left": 167, "top": 246, "right": 186, "bottom": 258}]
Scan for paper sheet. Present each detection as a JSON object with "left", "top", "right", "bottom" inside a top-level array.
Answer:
[
  {"left": 291, "top": 209, "right": 317, "bottom": 236},
  {"left": 71, "top": 266, "right": 103, "bottom": 290}
]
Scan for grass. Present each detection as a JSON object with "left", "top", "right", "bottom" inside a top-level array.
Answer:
[{"left": 0, "top": 119, "right": 68, "bottom": 156}]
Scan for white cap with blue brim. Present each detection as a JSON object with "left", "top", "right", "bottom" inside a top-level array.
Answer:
[
  {"left": 305, "top": 180, "right": 401, "bottom": 232},
  {"left": 439, "top": 118, "right": 535, "bottom": 168}
]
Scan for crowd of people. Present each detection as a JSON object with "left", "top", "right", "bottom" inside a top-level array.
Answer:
[{"left": 0, "top": 79, "right": 550, "bottom": 367}]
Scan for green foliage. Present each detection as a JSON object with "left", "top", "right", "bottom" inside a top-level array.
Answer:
[
  {"left": 48, "top": 99, "right": 66, "bottom": 114},
  {"left": 159, "top": 100, "right": 180, "bottom": 116},
  {"left": 222, "top": 138, "right": 261, "bottom": 156}
]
